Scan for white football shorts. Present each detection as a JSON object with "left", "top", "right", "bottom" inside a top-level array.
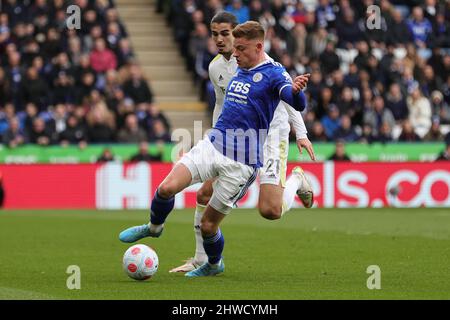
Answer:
[
  {"left": 260, "top": 105, "right": 290, "bottom": 187},
  {"left": 179, "top": 137, "right": 257, "bottom": 214}
]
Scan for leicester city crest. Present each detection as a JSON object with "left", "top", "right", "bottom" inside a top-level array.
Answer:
[{"left": 253, "top": 72, "right": 263, "bottom": 82}]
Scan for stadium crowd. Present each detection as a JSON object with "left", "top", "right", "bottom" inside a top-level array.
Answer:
[
  {"left": 0, "top": 0, "right": 171, "bottom": 148},
  {"left": 165, "top": 0, "right": 450, "bottom": 143},
  {"left": 0, "top": 0, "right": 449, "bottom": 149}
]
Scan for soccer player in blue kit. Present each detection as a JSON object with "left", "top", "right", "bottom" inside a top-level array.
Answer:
[{"left": 119, "top": 21, "right": 308, "bottom": 277}]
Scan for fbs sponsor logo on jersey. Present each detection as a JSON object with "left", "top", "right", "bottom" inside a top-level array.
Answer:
[{"left": 229, "top": 80, "right": 250, "bottom": 94}]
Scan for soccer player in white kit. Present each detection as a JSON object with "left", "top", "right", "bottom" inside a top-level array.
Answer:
[{"left": 169, "top": 12, "right": 315, "bottom": 273}]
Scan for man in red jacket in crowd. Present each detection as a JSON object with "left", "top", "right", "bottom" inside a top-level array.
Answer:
[{"left": 90, "top": 38, "right": 117, "bottom": 73}]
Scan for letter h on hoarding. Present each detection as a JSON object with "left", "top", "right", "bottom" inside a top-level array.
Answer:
[{"left": 96, "top": 163, "right": 150, "bottom": 209}]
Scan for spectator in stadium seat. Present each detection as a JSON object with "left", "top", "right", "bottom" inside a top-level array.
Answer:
[
  {"left": 20, "top": 103, "right": 39, "bottom": 137},
  {"left": 435, "top": 142, "right": 450, "bottom": 161},
  {"left": 258, "top": 11, "right": 276, "bottom": 35},
  {"left": 73, "top": 54, "right": 95, "bottom": 85},
  {"left": 83, "top": 24, "right": 103, "bottom": 53},
  {"left": 67, "top": 36, "right": 83, "bottom": 67},
  {"left": 5, "top": 51, "right": 25, "bottom": 110},
  {"left": 373, "top": 122, "right": 394, "bottom": 144},
  {"left": 106, "top": 22, "right": 124, "bottom": 53},
  {"left": 386, "top": 9, "right": 413, "bottom": 45},
  {"left": 328, "top": 140, "right": 351, "bottom": 161},
  {"left": 22, "top": 38, "right": 41, "bottom": 67},
  {"left": 225, "top": 0, "right": 250, "bottom": 24},
  {"left": 195, "top": 38, "right": 217, "bottom": 101},
  {"left": 306, "top": 27, "right": 328, "bottom": 59},
  {"left": 189, "top": 22, "right": 210, "bottom": 76},
  {"left": 81, "top": 9, "right": 100, "bottom": 38},
  {"left": 116, "top": 38, "right": 134, "bottom": 68},
  {"left": 0, "top": 13, "right": 11, "bottom": 47},
  {"left": 86, "top": 102, "right": 116, "bottom": 143},
  {"left": 46, "top": 104, "right": 68, "bottom": 140},
  {"left": 49, "top": 52, "right": 75, "bottom": 85},
  {"left": 123, "top": 64, "right": 153, "bottom": 105},
  {"left": 305, "top": 70, "right": 323, "bottom": 104},
  {"left": 90, "top": 38, "right": 117, "bottom": 73},
  {"left": 0, "top": 103, "right": 17, "bottom": 137},
  {"left": 363, "top": 96, "right": 396, "bottom": 137},
  {"left": 407, "top": 84, "right": 432, "bottom": 134},
  {"left": 139, "top": 103, "right": 171, "bottom": 137},
  {"left": 335, "top": 8, "right": 364, "bottom": 49},
  {"left": 358, "top": 123, "right": 376, "bottom": 144},
  {"left": 337, "top": 86, "right": 359, "bottom": 120},
  {"left": 52, "top": 71, "right": 76, "bottom": 105},
  {"left": 249, "top": 0, "right": 264, "bottom": 22},
  {"left": 353, "top": 41, "right": 371, "bottom": 71},
  {"left": 105, "top": 7, "right": 128, "bottom": 38},
  {"left": 423, "top": 117, "right": 445, "bottom": 142},
  {"left": 103, "top": 69, "right": 120, "bottom": 100},
  {"left": 316, "top": 0, "right": 336, "bottom": 29},
  {"left": 202, "top": 0, "right": 222, "bottom": 25},
  {"left": 41, "top": 28, "right": 63, "bottom": 59},
  {"left": 343, "top": 63, "right": 360, "bottom": 89},
  {"left": 407, "top": 7, "right": 433, "bottom": 49},
  {"left": 319, "top": 39, "right": 340, "bottom": 75},
  {"left": 316, "top": 87, "right": 334, "bottom": 120},
  {"left": 2, "top": 117, "right": 25, "bottom": 148},
  {"left": 117, "top": 113, "right": 148, "bottom": 144},
  {"left": 334, "top": 114, "right": 359, "bottom": 142},
  {"left": 366, "top": 54, "right": 384, "bottom": 86},
  {"left": 398, "top": 119, "right": 421, "bottom": 142},
  {"left": 430, "top": 90, "right": 450, "bottom": 124},
  {"left": 97, "top": 147, "right": 116, "bottom": 163},
  {"left": 431, "top": 11, "right": 450, "bottom": 48},
  {"left": 421, "top": 64, "right": 442, "bottom": 98},
  {"left": 59, "top": 114, "right": 88, "bottom": 147},
  {"left": 321, "top": 104, "right": 341, "bottom": 139},
  {"left": 148, "top": 119, "right": 171, "bottom": 144},
  {"left": 308, "top": 121, "right": 328, "bottom": 142},
  {"left": 75, "top": 71, "right": 97, "bottom": 105},
  {"left": 106, "top": 87, "right": 126, "bottom": 114},
  {"left": 129, "top": 141, "right": 163, "bottom": 162},
  {"left": 28, "top": 117, "right": 55, "bottom": 146},
  {"left": 302, "top": 111, "right": 316, "bottom": 134},
  {"left": 385, "top": 83, "right": 409, "bottom": 122},
  {"left": 30, "top": 0, "right": 49, "bottom": 19}
]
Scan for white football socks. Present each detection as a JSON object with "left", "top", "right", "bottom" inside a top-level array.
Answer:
[
  {"left": 193, "top": 203, "right": 208, "bottom": 264},
  {"left": 148, "top": 223, "right": 164, "bottom": 234},
  {"left": 281, "top": 174, "right": 301, "bottom": 216}
]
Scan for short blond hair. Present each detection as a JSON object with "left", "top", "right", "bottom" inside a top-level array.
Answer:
[{"left": 232, "top": 21, "right": 265, "bottom": 41}]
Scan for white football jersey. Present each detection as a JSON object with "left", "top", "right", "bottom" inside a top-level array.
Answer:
[{"left": 208, "top": 54, "right": 237, "bottom": 126}]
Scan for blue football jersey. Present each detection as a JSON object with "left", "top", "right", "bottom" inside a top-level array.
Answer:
[{"left": 209, "top": 60, "right": 294, "bottom": 168}]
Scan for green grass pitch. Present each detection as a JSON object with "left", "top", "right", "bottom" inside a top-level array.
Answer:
[{"left": 0, "top": 208, "right": 449, "bottom": 300}]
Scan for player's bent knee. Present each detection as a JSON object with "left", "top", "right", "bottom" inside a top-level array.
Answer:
[
  {"left": 259, "top": 206, "right": 282, "bottom": 220},
  {"left": 158, "top": 181, "right": 178, "bottom": 199}
]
